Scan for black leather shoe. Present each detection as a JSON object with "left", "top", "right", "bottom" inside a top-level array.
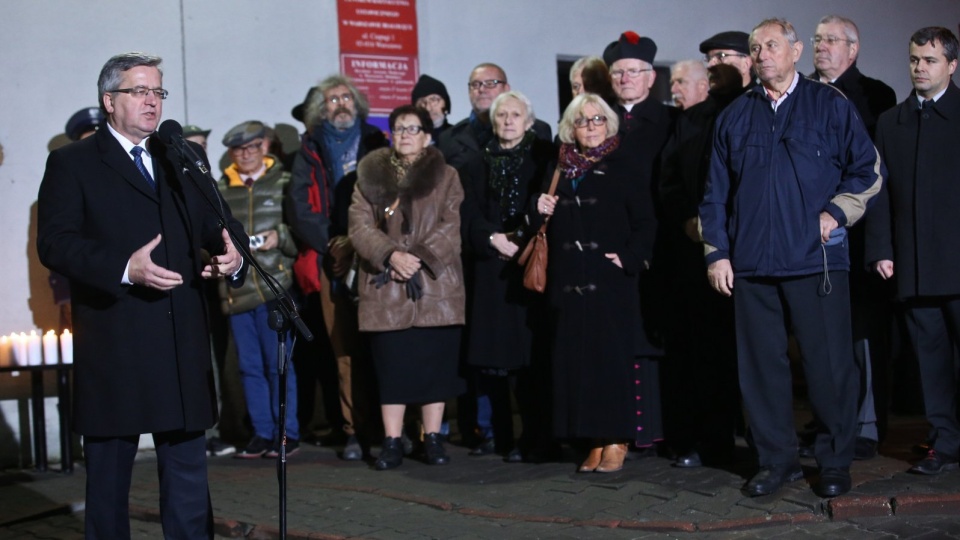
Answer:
[
  {"left": 469, "top": 438, "right": 495, "bottom": 456},
  {"left": 854, "top": 437, "right": 878, "bottom": 460},
  {"left": 342, "top": 434, "right": 363, "bottom": 461},
  {"left": 815, "top": 467, "right": 851, "bottom": 497},
  {"left": 798, "top": 443, "right": 815, "bottom": 459},
  {"left": 674, "top": 451, "right": 703, "bottom": 468},
  {"left": 910, "top": 450, "right": 959, "bottom": 475},
  {"left": 744, "top": 463, "right": 804, "bottom": 497},
  {"left": 424, "top": 433, "right": 450, "bottom": 465},
  {"left": 375, "top": 437, "right": 403, "bottom": 471}
]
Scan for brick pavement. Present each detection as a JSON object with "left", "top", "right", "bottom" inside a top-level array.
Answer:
[{"left": 3, "top": 416, "right": 960, "bottom": 539}]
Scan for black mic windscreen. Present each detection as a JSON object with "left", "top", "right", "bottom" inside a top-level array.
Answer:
[{"left": 157, "top": 119, "right": 184, "bottom": 145}]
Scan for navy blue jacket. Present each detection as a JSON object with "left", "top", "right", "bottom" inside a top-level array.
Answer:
[{"left": 700, "top": 74, "right": 884, "bottom": 278}]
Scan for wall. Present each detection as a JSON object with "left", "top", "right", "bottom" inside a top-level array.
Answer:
[{"left": 0, "top": 0, "right": 958, "bottom": 463}]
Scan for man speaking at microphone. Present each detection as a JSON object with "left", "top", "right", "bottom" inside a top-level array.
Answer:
[{"left": 37, "top": 52, "right": 246, "bottom": 539}]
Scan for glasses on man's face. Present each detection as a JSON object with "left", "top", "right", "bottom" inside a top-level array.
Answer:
[
  {"left": 393, "top": 125, "right": 424, "bottom": 135},
  {"left": 811, "top": 35, "right": 851, "bottom": 46},
  {"left": 230, "top": 139, "right": 264, "bottom": 155},
  {"left": 573, "top": 115, "right": 607, "bottom": 128},
  {"left": 705, "top": 52, "right": 748, "bottom": 63},
  {"left": 111, "top": 86, "right": 168, "bottom": 100},
  {"left": 609, "top": 67, "right": 653, "bottom": 80},
  {"left": 326, "top": 93, "right": 353, "bottom": 105},
  {"left": 468, "top": 79, "right": 505, "bottom": 91}
]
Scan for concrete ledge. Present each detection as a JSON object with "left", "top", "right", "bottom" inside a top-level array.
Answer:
[{"left": 893, "top": 493, "right": 960, "bottom": 516}]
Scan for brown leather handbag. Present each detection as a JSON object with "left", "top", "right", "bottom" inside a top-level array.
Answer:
[{"left": 518, "top": 168, "right": 561, "bottom": 293}]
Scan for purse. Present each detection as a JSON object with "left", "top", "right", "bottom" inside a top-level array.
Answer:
[{"left": 517, "top": 168, "right": 561, "bottom": 293}]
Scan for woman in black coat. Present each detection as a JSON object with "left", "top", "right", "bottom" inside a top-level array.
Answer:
[
  {"left": 459, "top": 90, "right": 557, "bottom": 461},
  {"left": 536, "top": 93, "right": 652, "bottom": 473}
]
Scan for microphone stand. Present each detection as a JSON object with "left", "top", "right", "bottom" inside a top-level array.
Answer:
[{"left": 169, "top": 135, "right": 311, "bottom": 540}]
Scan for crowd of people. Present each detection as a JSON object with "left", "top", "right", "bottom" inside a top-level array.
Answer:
[{"left": 36, "top": 13, "right": 960, "bottom": 538}]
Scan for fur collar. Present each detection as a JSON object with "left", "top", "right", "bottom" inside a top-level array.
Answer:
[{"left": 355, "top": 146, "right": 446, "bottom": 209}]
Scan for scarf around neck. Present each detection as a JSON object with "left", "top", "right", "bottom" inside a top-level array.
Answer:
[
  {"left": 485, "top": 132, "right": 535, "bottom": 221},
  {"left": 558, "top": 135, "right": 620, "bottom": 179},
  {"left": 320, "top": 120, "right": 361, "bottom": 185}
]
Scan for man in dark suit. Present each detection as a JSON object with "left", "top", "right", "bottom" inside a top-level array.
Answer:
[
  {"left": 804, "top": 14, "right": 898, "bottom": 461},
  {"left": 37, "top": 52, "right": 246, "bottom": 539},
  {"left": 866, "top": 27, "right": 960, "bottom": 476}
]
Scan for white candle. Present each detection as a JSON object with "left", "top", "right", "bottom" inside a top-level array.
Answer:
[
  {"left": 0, "top": 335, "right": 9, "bottom": 367},
  {"left": 60, "top": 329, "right": 73, "bottom": 365},
  {"left": 13, "top": 332, "right": 27, "bottom": 367},
  {"left": 43, "top": 330, "right": 58, "bottom": 365},
  {"left": 27, "top": 330, "right": 42, "bottom": 366}
]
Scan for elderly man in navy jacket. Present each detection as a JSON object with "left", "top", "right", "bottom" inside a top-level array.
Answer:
[
  {"left": 866, "top": 27, "right": 960, "bottom": 477},
  {"left": 700, "top": 19, "right": 884, "bottom": 498}
]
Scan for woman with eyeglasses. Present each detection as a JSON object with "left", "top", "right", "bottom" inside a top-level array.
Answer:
[
  {"left": 457, "top": 91, "right": 558, "bottom": 462},
  {"left": 348, "top": 104, "right": 466, "bottom": 471},
  {"left": 535, "top": 93, "right": 653, "bottom": 474}
]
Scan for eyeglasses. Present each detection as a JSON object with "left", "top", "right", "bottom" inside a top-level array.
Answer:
[
  {"left": 609, "top": 68, "right": 653, "bottom": 79},
  {"left": 573, "top": 115, "right": 607, "bottom": 128},
  {"left": 326, "top": 93, "right": 353, "bottom": 105},
  {"left": 468, "top": 79, "right": 505, "bottom": 90},
  {"left": 705, "top": 52, "right": 748, "bottom": 63},
  {"left": 230, "top": 139, "right": 264, "bottom": 155},
  {"left": 111, "top": 86, "right": 168, "bottom": 100},
  {"left": 811, "top": 35, "right": 853, "bottom": 46},
  {"left": 393, "top": 125, "right": 424, "bottom": 135}
]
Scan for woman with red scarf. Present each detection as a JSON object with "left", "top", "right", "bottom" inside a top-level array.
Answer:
[{"left": 536, "top": 93, "right": 654, "bottom": 474}]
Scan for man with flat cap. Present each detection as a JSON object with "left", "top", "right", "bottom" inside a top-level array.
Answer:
[
  {"left": 218, "top": 121, "right": 301, "bottom": 460},
  {"left": 602, "top": 31, "right": 673, "bottom": 454},
  {"left": 700, "top": 31, "right": 755, "bottom": 89},
  {"left": 183, "top": 124, "right": 211, "bottom": 152}
]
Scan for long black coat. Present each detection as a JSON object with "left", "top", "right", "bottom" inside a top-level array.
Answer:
[
  {"left": 37, "top": 127, "right": 247, "bottom": 437},
  {"left": 545, "top": 144, "right": 650, "bottom": 439},
  {"left": 866, "top": 82, "right": 960, "bottom": 299},
  {"left": 458, "top": 137, "right": 556, "bottom": 369}
]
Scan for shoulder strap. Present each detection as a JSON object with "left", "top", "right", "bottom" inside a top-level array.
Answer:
[{"left": 545, "top": 167, "right": 560, "bottom": 196}]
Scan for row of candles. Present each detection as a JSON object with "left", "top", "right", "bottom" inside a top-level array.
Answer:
[{"left": 0, "top": 330, "right": 73, "bottom": 368}]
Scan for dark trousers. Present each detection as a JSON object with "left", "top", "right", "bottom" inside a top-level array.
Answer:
[
  {"left": 904, "top": 296, "right": 960, "bottom": 458},
  {"left": 83, "top": 430, "right": 212, "bottom": 539},
  {"left": 734, "top": 272, "right": 857, "bottom": 468}
]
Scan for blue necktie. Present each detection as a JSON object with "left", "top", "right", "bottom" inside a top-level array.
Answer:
[{"left": 130, "top": 146, "right": 156, "bottom": 191}]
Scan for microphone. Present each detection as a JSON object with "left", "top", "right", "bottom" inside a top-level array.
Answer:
[{"left": 157, "top": 119, "right": 209, "bottom": 174}]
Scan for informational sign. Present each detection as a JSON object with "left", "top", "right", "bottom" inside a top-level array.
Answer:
[{"left": 338, "top": 0, "right": 419, "bottom": 116}]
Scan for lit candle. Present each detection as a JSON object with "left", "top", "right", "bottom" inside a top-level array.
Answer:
[
  {"left": 28, "top": 330, "right": 42, "bottom": 366},
  {"left": 43, "top": 330, "right": 58, "bottom": 365},
  {"left": 0, "top": 335, "right": 9, "bottom": 367},
  {"left": 13, "top": 332, "right": 28, "bottom": 367},
  {"left": 60, "top": 329, "right": 73, "bottom": 365}
]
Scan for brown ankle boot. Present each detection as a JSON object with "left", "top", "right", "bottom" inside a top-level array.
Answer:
[
  {"left": 595, "top": 443, "right": 627, "bottom": 473},
  {"left": 578, "top": 445, "right": 603, "bottom": 472}
]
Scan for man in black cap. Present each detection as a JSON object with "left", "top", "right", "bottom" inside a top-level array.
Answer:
[
  {"left": 602, "top": 31, "right": 673, "bottom": 455},
  {"left": 65, "top": 106, "right": 105, "bottom": 141},
  {"left": 412, "top": 74, "right": 452, "bottom": 140},
  {"left": 700, "top": 31, "right": 755, "bottom": 89}
]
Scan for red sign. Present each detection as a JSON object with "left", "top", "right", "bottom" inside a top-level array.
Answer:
[{"left": 338, "top": 0, "right": 419, "bottom": 115}]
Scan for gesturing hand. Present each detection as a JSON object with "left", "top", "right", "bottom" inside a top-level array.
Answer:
[
  {"left": 202, "top": 228, "right": 242, "bottom": 279},
  {"left": 128, "top": 234, "right": 183, "bottom": 290}
]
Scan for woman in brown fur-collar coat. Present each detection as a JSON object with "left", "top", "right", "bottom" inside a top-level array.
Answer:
[{"left": 348, "top": 105, "right": 465, "bottom": 471}]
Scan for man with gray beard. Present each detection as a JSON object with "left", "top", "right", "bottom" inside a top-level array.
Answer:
[{"left": 285, "top": 75, "right": 387, "bottom": 461}]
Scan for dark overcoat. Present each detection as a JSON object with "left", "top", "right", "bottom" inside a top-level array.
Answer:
[
  {"left": 37, "top": 127, "right": 247, "bottom": 437},
  {"left": 545, "top": 144, "right": 650, "bottom": 439},
  {"left": 458, "top": 137, "right": 556, "bottom": 369},
  {"left": 866, "top": 82, "right": 960, "bottom": 299}
]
